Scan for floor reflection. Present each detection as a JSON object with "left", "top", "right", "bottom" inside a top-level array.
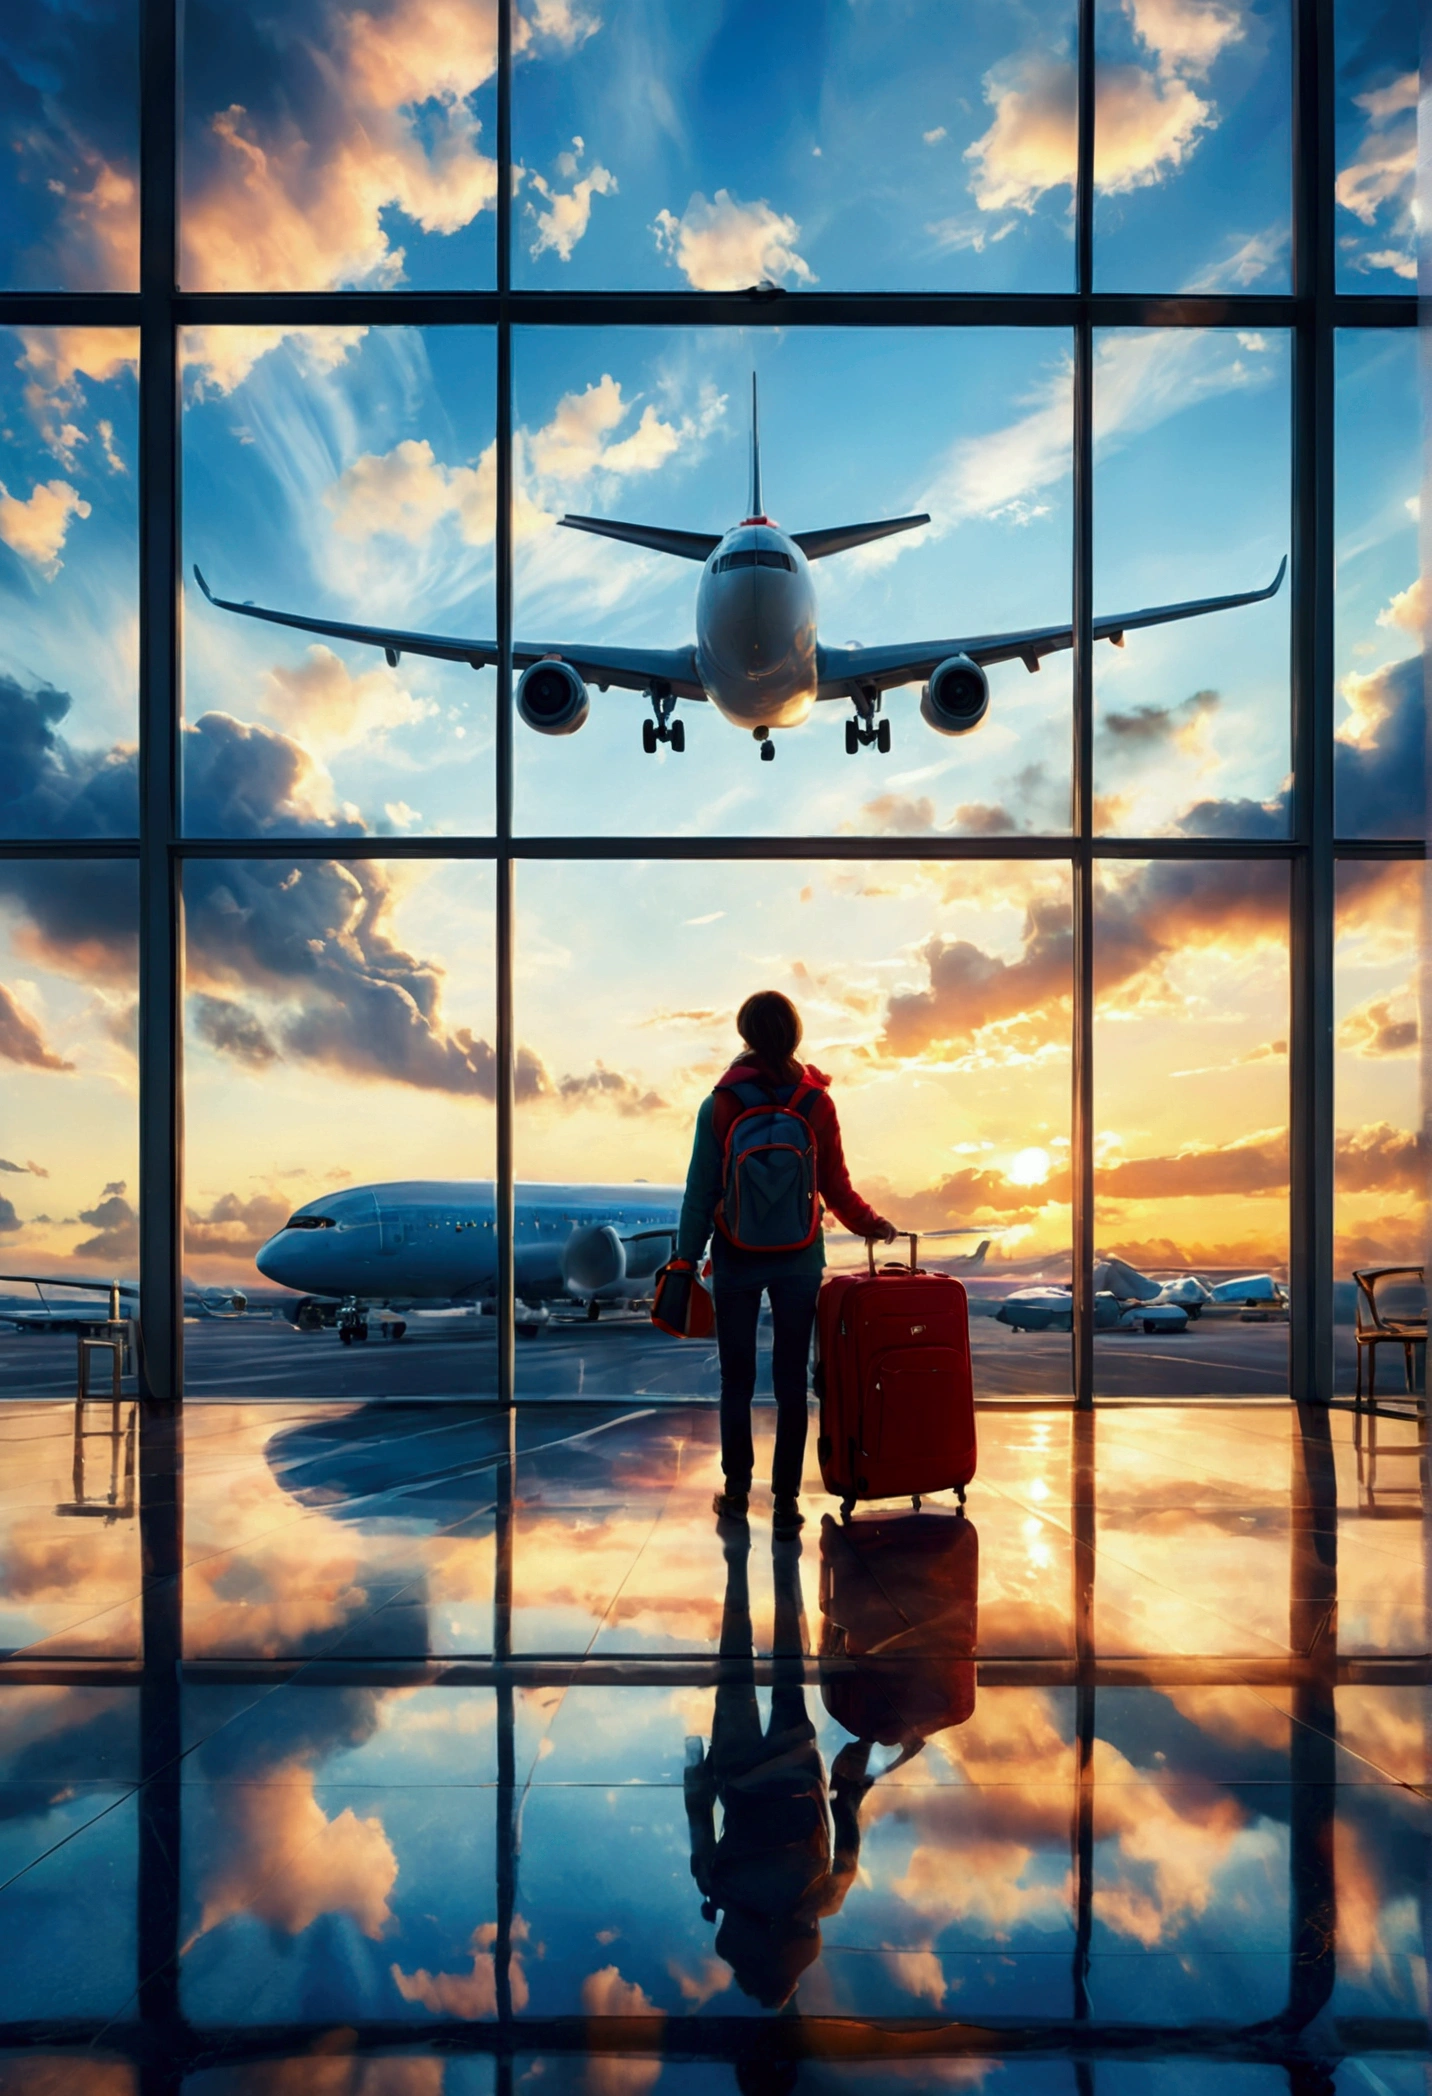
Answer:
[{"left": 0, "top": 1396, "right": 1425, "bottom": 2085}]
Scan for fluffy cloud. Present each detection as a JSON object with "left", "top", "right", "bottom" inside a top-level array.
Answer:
[
  {"left": 185, "top": 1189, "right": 291, "bottom": 1256},
  {"left": 0, "top": 479, "right": 91, "bottom": 572},
  {"left": 1378, "top": 575, "right": 1425, "bottom": 636},
  {"left": 182, "top": 323, "right": 369, "bottom": 402},
  {"left": 197, "top": 1771, "right": 397, "bottom": 1942},
  {"left": 1335, "top": 72, "right": 1418, "bottom": 280},
  {"left": 0, "top": 1198, "right": 19, "bottom": 1236},
  {"left": 0, "top": 984, "right": 72, "bottom": 1072},
  {"left": 653, "top": 190, "right": 815, "bottom": 290},
  {"left": 260, "top": 644, "right": 439, "bottom": 753},
  {"left": 1339, "top": 996, "right": 1418, "bottom": 1059},
  {"left": 326, "top": 437, "right": 494, "bottom": 546},
  {"left": 1101, "top": 687, "right": 1219, "bottom": 755},
  {"left": 527, "top": 137, "right": 617, "bottom": 261},
  {"left": 391, "top": 1923, "right": 530, "bottom": 2017},
  {"left": 964, "top": 0, "right": 1244, "bottom": 229},
  {"left": 554, "top": 1063, "right": 666, "bottom": 1114},
  {"left": 73, "top": 1181, "right": 138, "bottom": 1263},
  {"left": 180, "top": 1, "right": 500, "bottom": 294},
  {"left": 325, "top": 375, "right": 709, "bottom": 557}
]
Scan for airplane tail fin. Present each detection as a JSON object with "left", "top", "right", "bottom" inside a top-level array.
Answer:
[
  {"left": 965, "top": 1240, "right": 991, "bottom": 1268},
  {"left": 749, "top": 372, "right": 763, "bottom": 520}
]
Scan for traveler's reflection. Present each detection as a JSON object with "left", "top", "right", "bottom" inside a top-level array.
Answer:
[{"left": 684, "top": 1522, "right": 867, "bottom": 2009}]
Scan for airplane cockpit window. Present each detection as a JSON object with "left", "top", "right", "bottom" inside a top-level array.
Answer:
[
  {"left": 282, "top": 1216, "right": 335, "bottom": 1232},
  {"left": 714, "top": 549, "right": 797, "bottom": 573}
]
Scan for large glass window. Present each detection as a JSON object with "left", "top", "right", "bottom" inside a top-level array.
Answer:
[{"left": 0, "top": 0, "right": 1419, "bottom": 2077}]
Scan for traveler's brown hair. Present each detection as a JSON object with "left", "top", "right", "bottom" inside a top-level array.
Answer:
[{"left": 736, "top": 990, "right": 803, "bottom": 1082}]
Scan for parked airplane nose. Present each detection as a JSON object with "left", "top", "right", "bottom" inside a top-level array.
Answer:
[{"left": 254, "top": 1229, "right": 308, "bottom": 1288}]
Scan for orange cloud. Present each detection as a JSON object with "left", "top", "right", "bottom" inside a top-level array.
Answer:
[
  {"left": 0, "top": 984, "right": 73, "bottom": 1072},
  {"left": 391, "top": 1922, "right": 530, "bottom": 2017},
  {"left": 196, "top": 1772, "right": 398, "bottom": 1941}
]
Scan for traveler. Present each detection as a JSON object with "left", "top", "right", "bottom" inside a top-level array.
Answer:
[{"left": 675, "top": 989, "right": 896, "bottom": 1537}]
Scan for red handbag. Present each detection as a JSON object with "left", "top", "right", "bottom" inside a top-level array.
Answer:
[{"left": 651, "top": 1258, "right": 715, "bottom": 1338}]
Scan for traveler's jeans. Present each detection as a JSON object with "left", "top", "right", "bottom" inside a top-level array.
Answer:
[{"left": 713, "top": 1272, "right": 821, "bottom": 1499}]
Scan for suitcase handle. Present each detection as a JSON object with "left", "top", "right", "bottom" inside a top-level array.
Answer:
[{"left": 867, "top": 1233, "right": 919, "bottom": 1275}]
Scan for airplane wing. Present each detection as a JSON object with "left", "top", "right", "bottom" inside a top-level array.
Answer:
[
  {"left": 815, "top": 559, "right": 1286, "bottom": 696},
  {"left": 192, "top": 568, "right": 706, "bottom": 699}
]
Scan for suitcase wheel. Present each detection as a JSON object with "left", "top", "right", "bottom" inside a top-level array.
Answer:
[
  {"left": 840, "top": 1496, "right": 855, "bottom": 1521},
  {"left": 911, "top": 1494, "right": 921, "bottom": 1512},
  {"left": 956, "top": 1485, "right": 967, "bottom": 1507}
]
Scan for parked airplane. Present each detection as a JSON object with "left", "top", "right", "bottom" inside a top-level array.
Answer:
[
  {"left": 194, "top": 378, "right": 1286, "bottom": 763},
  {"left": 257, "top": 1180, "right": 684, "bottom": 1342},
  {"left": 255, "top": 1181, "right": 995, "bottom": 1342},
  {"left": 995, "top": 1256, "right": 1290, "bottom": 1333},
  {"left": 0, "top": 1274, "right": 247, "bottom": 1334}
]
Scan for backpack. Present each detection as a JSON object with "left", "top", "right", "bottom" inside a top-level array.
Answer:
[{"left": 714, "top": 1079, "right": 821, "bottom": 1252}]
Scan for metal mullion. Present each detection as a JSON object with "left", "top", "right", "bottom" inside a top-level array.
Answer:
[
  {"left": 136, "top": 0, "right": 184, "bottom": 2047},
  {"left": 494, "top": 0, "right": 515, "bottom": 1422},
  {"left": 0, "top": 293, "right": 1413, "bottom": 336},
  {"left": 1070, "top": 0, "right": 1096, "bottom": 1415},
  {"left": 1288, "top": 0, "right": 1336, "bottom": 1410}
]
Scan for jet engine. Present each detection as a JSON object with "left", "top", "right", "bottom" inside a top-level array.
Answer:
[
  {"left": 561, "top": 1223, "right": 626, "bottom": 1295},
  {"left": 920, "top": 654, "right": 989, "bottom": 735},
  {"left": 517, "top": 659, "right": 590, "bottom": 736}
]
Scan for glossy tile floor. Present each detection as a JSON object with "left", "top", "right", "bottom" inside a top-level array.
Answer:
[{"left": 0, "top": 1395, "right": 1427, "bottom": 2092}]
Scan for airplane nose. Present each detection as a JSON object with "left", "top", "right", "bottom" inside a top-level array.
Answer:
[{"left": 255, "top": 1231, "right": 303, "bottom": 1286}]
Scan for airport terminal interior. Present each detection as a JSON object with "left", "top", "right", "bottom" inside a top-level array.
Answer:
[{"left": 0, "top": 0, "right": 1425, "bottom": 2088}]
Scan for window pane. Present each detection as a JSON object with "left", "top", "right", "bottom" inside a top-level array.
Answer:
[
  {"left": 514, "top": 328, "right": 1073, "bottom": 839},
  {"left": 1094, "top": 0, "right": 1291, "bottom": 293},
  {"left": 514, "top": 858, "right": 1073, "bottom": 1409},
  {"left": 182, "top": 327, "right": 496, "bottom": 837},
  {"left": 180, "top": 0, "right": 497, "bottom": 289},
  {"left": 0, "top": 327, "right": 140, "bottom": 837},
  {"left": 512, "top": 0, "right": 1076, "bottom": 292},
  {"left": 0, "top": 1, "right": 139, "bottom": 289},
  {"left": 182, "top": 858, "right": 495, "bottom": 1403},
  {"left": 0, "top": 858, "right": 139, "bottom": 1410},
  {"left": 1093, "top": 330, "right": 1290, "bottom": 837},
  {"left": 182, "top": 1409, "right": 500, "bottom": 1662},
  {"left": 0, "top": 1689, "right": 138, "bottom": 2019},
  {"left": 1334, "top": 330, "right": 1423, "bottom": 840},
  {"left": 1334, "top": 0, "right": 1418, "bottom": 290},
  {"left": 1335, "top": 860, "right": 1425, "bottom": 1399},
  {"left": 1093, "top": 861, "right": 1289, "bottom": 1397},
  {"left": 181, "top": 1684, "right": 497, "bottom": 2023}
]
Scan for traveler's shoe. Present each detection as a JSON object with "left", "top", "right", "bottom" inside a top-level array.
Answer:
[
  {"left": 772, "top": 1496, "right": 804, "bottom": 1538},
  {"left": 712, "top": 1487, "right": 749, "bottom": 1521}
]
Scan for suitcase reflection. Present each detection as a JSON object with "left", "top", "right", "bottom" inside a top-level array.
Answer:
[{"left": 684, "top": 1507, "right": 977, "bottom": 2008}]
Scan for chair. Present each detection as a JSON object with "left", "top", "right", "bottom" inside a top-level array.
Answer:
[{"left": 1352, "top": 1266, "right": 1427, "bottom": 1402}]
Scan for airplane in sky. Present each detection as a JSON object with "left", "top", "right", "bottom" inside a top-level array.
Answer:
[
  {"left": 254, "top": 1180, "right": 994, "bottom": 1342},
  {"left": 194, "top": 378, "right": 1286, "bottom": 763}
]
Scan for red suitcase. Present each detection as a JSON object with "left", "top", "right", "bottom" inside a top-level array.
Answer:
[
  {"left": 819, "top": 1509, "right": 978, "bottom": 1749},
  {"left": 815, "top": 1236, "right": 976, "bottom": 1513}
]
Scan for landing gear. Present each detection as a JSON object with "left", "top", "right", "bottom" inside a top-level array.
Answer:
[
  {"left": 586, "top": 1299, "right": 602, "bottom": 1322},
  {"left": 643, "top": 688, "right": 683, "bottom": 754},
  {"left": 754, "top": 726, "right": 775, "bottom": 762},
  {"left": 384, "top": 1320, "right": 407, "bottom": 1342},
  {"left": 845, "top": 685, "right": 889, "bottom": 754},
  {"left": 337, "top": 1299, "right": 368, "bottom": 1345}
]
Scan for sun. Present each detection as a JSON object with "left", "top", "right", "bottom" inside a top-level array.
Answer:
[{"left": 1007, "top": 1147, "right": 1051, "bottom": 1188}]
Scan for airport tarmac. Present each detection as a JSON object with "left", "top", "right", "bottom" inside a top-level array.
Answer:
[{"left": 0, "top": 1306, "right": 1390, "bottom": 1403}]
